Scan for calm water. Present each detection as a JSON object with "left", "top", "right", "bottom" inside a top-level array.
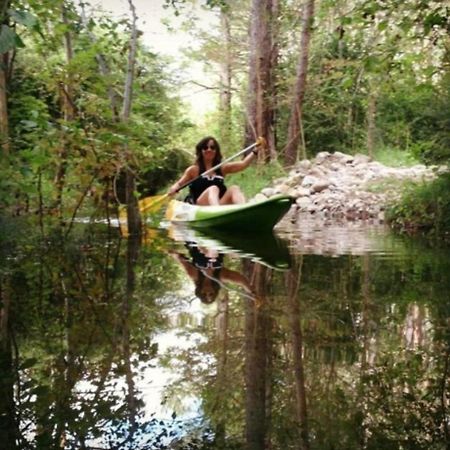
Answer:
[{"left": 1, "top": 215, "right": 449, "bottom": 450}]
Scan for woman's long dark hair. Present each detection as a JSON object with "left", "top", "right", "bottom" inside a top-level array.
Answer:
[
  {"left": 195, "top": 136, "right": 223, "bottom": 174},
  {"left": 195, "top": 269, "right": 221, "bottom": 303}
]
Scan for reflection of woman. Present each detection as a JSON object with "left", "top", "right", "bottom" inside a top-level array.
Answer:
[{"left": 169, "top": 244, "right": 257, "bottom": 304}]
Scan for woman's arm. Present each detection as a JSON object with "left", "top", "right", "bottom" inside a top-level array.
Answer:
[
  {"left": 221, "top": 148, "right": 259, "bottom": 175},
  {"left": 219, "top": 267, "right": 254, "bottom": 293},
  {"left": 168, "top": 165, "right": 198, "bottom": 195},
  {"left": 168, "top": 250, "right": 198, "bottom": 281}
]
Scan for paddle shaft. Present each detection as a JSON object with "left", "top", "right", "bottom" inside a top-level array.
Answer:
[{"left": 174, "top": 141, "right": 259, "bottom": 193}]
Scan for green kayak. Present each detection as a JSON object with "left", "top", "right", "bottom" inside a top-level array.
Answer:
[{"left": 165, "top": 194, "right": 294, "bottom": 231}]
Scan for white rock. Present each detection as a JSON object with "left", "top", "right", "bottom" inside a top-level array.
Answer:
[
  {"left": 261, "top": 187, "right": 277, "bottom": 197},
  {"left": 301, "top": 175, "right": 319, "bottom": 187},
  {"left": 333, "top": 151, "right": 353, "bottom": 163},
  {"left": 296, "top": 197, "right": 312, "bottom": 208},
  {"left": 254, "top": 193, "right": 267, "bottom": 202},
  {"left": 311, "top": 181, "right": 330, "bottom": 193},
  {"left": 296, "top": 187, "right": 311, "bottom": 197},
  {"left": 288, "top": 173, "right": 304, "bottom": 185},
  {"left": 353, "top": 154, "right": 372, "bottom": 165},
  {"left": 309, "top": 167, "right": 325, "bottom": 178},
  {"left": 315, "top": 151, "right": 331, "bottom": 164},
  {"left": 297, "top": 159, "right": 312, "bottom": 170}
]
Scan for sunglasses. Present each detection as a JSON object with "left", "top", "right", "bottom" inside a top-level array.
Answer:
[{"left": 203, "top": 144, "right": 216, "bottom": 151}]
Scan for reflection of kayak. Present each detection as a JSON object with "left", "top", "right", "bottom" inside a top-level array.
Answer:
[
  {"left": 168, "top": 224, "right": 291, "bottom": 270},
  {"left": 165, "top": 194, "right": 294, "bottom": 231}
]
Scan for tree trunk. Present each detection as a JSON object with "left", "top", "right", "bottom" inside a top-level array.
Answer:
[
  {"left": 366, "top": 91, "right": 376, "bottom": 158},
  {"left": 218, "top": 7, "right": 232, "bottom": 149},
  {"left": 54, "top": 4, "right": 76, "bottom": 220},
  {"left": 79, "top": 1, "right": 120, "bottom": 121},
  {"left": 245, "top": 0, "right": 277, "bottom": 160},
  {"left": 0, "top": 3, "right": 10, "bottom": 154},
  {"left": 122, "top": 0, "right": 141, "bottom": 236},
  {"left": 284, "top": 0, "right": 315, "bottom": 166},
  {"left": 0, "top": 53, "right": 9, "bottom": 154}
]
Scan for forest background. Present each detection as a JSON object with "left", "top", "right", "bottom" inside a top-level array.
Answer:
[{"left": 0, "top": 0, "right": 449, "bottom": 237}]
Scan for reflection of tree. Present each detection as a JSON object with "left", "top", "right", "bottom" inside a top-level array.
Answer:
[
  {"left": 3, "top": 217, "right": 450, "bottom": 448},
  {"left": 0, "top": 276, "right": 18, "bottom": 449},
  {"left": 116, "top": 234, "right": 141, "bottom": 446},
  {"left": 286, "top": 255, "right": 310, "bottom": 450},
  {"left": 244, "top": 262, "right": 272, "bottom": 450},
  {"left": 0, "top": 220, "right": 180, "bottom": 448},
  {"left": 212, "top": 290, "right": 229, "bottom": 446}
]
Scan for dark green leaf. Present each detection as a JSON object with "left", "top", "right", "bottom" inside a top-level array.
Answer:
[
  {"left": 0, "top": 24, "right": 24, "bottom": 54},
  {"left": 8, "top": 9, "right": 39, "bottom": 29}
]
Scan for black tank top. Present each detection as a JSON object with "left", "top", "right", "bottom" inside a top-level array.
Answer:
[
  {"left": 188, "top": 170, "right": 227, "bottom": 204},
  {"left": 186, "top": 242, "right": 224, "bottom": 270}
]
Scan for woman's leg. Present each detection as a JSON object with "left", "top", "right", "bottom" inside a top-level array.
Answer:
[
  {"left": 196, "top": 186, "right": 221, "bottom": 205},
  {"left": 220, "top": 185, "right": 245, "bottom": 205}
]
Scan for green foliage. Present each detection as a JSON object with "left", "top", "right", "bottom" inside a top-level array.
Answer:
[
  {"left": 2, "top": 1, "right": 193, "bottom": 217},
  {"left": 376, "top": 78, "right": 450, "bottom": 164},
  {"left": 387, "top": 173, "right": 450, "bottom": 239},
  {"left": 226, "top": 160, "right": 286, "bottom": 199},
  {"left": 373, "top": 146, "right": 420, "bottom": 168}
]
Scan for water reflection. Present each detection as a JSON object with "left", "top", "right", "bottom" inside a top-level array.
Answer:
[
  {"left": 0, "top": 217, "right": 449, "bottom": 449},
  {"left": 166, "top": 223, "right": 292, "bottom": 270},
  {"left": 277, "top": 214, "right": 400, "bottom": 256},
  {"left": 168, "top": 244, "right": 258, "bottom": 304}
]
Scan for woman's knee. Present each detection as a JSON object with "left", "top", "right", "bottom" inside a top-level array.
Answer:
[
  {"left": 197, "top": 185, "right": 220, "bottom": 205},
  {"left": 228, "top": 185, "right": 245, "bottom": 203},
  {"left": 207, "top": 186, "right": 220, "bottom": 196}
]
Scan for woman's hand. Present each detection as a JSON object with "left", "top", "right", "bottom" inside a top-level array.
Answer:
[{"left": 168, "top": 183, "right": 179, "bottom": 196}]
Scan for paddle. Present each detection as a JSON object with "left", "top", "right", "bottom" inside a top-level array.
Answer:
[{"left": 138, "top": 137, "right": 266, "bottom": 215}]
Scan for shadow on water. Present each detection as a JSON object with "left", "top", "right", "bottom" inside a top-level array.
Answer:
[{"left": 1, "top": 215, "right": 449, "bottom": 449}]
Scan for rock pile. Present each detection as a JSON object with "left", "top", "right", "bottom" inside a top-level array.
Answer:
[{"left": 253, "top": 151, "right": 442, "bottom": 223}]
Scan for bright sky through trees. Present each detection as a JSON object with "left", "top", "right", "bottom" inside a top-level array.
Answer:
[{"left": 92, "top": 0, "right": 217, "bottom": 118}]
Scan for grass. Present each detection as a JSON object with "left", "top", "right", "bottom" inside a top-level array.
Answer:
[
  {"left": 373, "top": 147, "right": 420, "bottom": 168},
  {"left": 365, "top": 177, "right": 407, "bottom": 194},
  {"left": 226, "top": 160, "right": 286, "bottom": 199}
]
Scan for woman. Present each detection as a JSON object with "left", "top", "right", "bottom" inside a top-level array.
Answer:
[{"left": 168, "top": 136, "right": 259, "bottom": 205}]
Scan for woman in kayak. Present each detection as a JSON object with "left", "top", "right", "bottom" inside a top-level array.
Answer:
[{"left": 168, "top": 136, "right": 260, "bottom": 205}]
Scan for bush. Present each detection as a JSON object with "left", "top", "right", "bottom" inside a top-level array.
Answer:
[{"left": 386, "top": 173, "right": 450, "bottom": 239}]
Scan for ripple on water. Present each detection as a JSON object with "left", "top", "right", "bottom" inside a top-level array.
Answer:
[{"left": 276, "top": 214, "right": 408, "bottom": 258}]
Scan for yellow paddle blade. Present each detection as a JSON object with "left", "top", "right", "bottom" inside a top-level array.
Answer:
[
  {"left": 118, "top": 205, "right": 128, "bottom": 237},
  {"left": 138, "top": 194, "right": 170, "bottom": 214}
]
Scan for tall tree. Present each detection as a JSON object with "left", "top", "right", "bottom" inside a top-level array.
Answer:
[
  {"left": 79, "top": 1, "right": 120, "bottom": 121},
  {"left": 54, "top": 1, "right": 76, "bottom": 221},
  {"left": 122, "top": 0, "right": 141, "bottom": 236},
  {"left": 0, "top": 2, "right": 11, "bottom": 155},
  {"left": 245, "top": 0, "right": 278, "bottom": 160},
  {"left": 218, "top": 2, "right": 233, "bottom": 149},
  {"left": 284, "top": 0, "right": 315, "bottom": 166}
]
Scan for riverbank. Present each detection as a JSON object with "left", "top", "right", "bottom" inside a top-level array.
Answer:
[{"left": 253, "top": 151, "right": 445, "bottom": 225}]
